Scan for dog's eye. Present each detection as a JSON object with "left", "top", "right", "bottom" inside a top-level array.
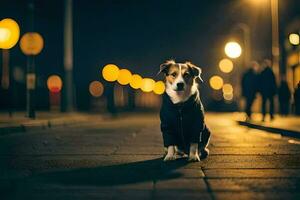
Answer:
[
  {"left": 169, "top": 72, "right": 177, "bottom": 77},
  {"left": 183, "top": 72, "right": 190, "bottom": 77}
]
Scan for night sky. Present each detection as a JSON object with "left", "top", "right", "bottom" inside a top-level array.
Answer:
[{"left": 1, "top": 0, "right": 300, "bottom": 109}]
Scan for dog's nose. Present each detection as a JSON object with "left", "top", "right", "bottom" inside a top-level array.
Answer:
[{"left": 176, "top": 82, "right": 184, "bottom": 90}]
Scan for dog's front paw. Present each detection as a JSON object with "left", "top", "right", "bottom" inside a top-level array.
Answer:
[
  {"left": 163, "top": 154, "right": 176, "bottom": 161},
  {"left": 188, "top": 152, "right": 200, "bottom": 162}
]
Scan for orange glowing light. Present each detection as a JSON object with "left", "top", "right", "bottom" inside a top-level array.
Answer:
[
  {"left": 141, "top": 78, "right": 155, "bottom": 92},
  {"left": 209, "top": 76, "right": 223, "bottom": 90},
  {"left": 117, "top": 69, "right": 132, "bottom": 85},
  {"left": 223, "top": 92, "right": 233, "bottom": 101},
  {"left": 0, "top": 18, "right": 20, "bottom": 49},
  {"left": 219, "top": 58, "right": 233, "bottom": 73},
  {"left": 222, "top": 83, "right": 233, "bottom": 94},
  {"left": 130, "top": 74, "right": 143, "bottom": 89},
  {"left": 102, "top": 64, "right": 119, "bottom": 82},
  {"left": 20, "top": 32, "right": 44, "bottom": 55},
  {"left": 153, "top": 81, "right": 165, "bottom": 95},
  {"left": 47, "top": 75, "right": 63, "bottom": 93},
  {"left": 89, "top": 81, "right": 104, "bottom": 97}
]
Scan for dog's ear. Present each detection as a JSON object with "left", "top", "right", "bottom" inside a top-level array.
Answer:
[
  {"left": 157, "top": 60, "right": 176, "bottom": 75},
  {"left": 186, "top": 62, "right": 203, "bottom": 83}
]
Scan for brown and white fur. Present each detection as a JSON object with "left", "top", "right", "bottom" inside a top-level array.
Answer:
[{"left": 159, "top": 60, "right": 203, "bottom": 162}]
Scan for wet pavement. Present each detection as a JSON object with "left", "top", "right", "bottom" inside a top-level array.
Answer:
[{"left": 1, "top": 113, "right": 300, "bottom": 199}]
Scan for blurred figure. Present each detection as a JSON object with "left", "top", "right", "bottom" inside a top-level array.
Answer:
[
  {"left": 278, "top": 76, "right": 291, "bottom": 116},
  {"left": 259, "top": 59, "right": 277, "bottom": 121},
  {"left": 294, "top": 82, "right": 300, "bottom": 115},
  {"left": 241, "top": 61, "right": 260, "bottom": 120}
]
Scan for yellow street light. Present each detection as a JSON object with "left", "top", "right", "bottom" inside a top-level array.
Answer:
[
  {"left": 222, "top": 83, "right": 233, "bottom": 94},
  {"left": 209, "top": 75, "right": 223, "bottom": 90},
  {"left": 20, "top": 32, "right": 44, "bottom": 55},
  {"left": 153, "top": 81, "right": 165, "bottom": 95},
  {"left": 117, "top": 69, "right": 132, "bottom": 85},
  {"left": 89, "top": 80, "right": 104, "bottom": 97},
  {"left": 219, "top": 58, "right": 233, "bottom": 73},
  {"left": 141, "top": 78, "right": 155, "bottom": 92},
  {"left": 289, "top": 33, "right": 300, "bottom": 45},
  {"left": 224, "top": 41, "right": 242, "bottom": 58},
  {"left": 47, "top": 75, "right": 63, "bottom": 93},
  {"left": 102, "top": 64, "right": 119, "bottom": 82},
  {"left": 0, "top": 18, "right": 20, "bottom": 49},
  {"left": 129, "top": 74, "right": 143, "bottom": 89},
  {"left": 223, "top": 92, "right": 233, "bottom": 101}
]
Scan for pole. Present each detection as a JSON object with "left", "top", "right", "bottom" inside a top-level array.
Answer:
[
  {"left": 271, "top": 0, "right": 280, "bottom": 83},
  {"left": 1, "top": 49, "right": 12, "bottom": 116},
  {"left": 237, "top": 23, "right": 251, "bottom": 65},
  {"left": 63, "top": 0, "right": 74, "bottom": 112},
  {"left": 26, "top": 2, "right": 36, "bottom": 118},
  {"left": 26, "top": 55, "right": 35, "bottom": 118}
]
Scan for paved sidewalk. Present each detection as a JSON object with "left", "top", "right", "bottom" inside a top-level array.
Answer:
[
  {"left": 1, "top": 113, "right": 300, "bottom": 199},
  {"left": 0, "top": 112, "right": 93, "bottom": 134},
  {"left": 235, "top": 113, "right": 300, "bottom": 138}
]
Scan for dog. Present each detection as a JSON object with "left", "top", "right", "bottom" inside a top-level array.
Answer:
[{"left": 158, "top": 60, "right": 211, "bottom": 162}]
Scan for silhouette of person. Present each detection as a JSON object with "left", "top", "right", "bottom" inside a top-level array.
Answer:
[
  {"left": 258, "top": 59, "right": 277, "bottom": 121},
  {"left": 278, "top": 76, "right": 291, "bottom": 116},
  {"left": 241, "top": 61, "right": 260, "bottom": 120},
  {"left": 294, "top": 81, "right": 300, "bottom": 116}
]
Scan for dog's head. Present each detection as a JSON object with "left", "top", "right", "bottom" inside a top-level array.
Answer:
[{"left": 158, "top": 60, "right": 203, "bottom": 92}]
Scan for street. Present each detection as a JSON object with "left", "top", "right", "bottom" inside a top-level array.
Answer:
[{"left": 1, "top": 113, "right": 300, "bottom": 200}]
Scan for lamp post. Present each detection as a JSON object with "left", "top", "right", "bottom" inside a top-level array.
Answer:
[
  {"left": 0, "top": 18, "right": 20, "bottom": 116},
  {"left": 232, "top": 23, "right": 251, "bottom": 66},
  {"left": 271, "top": 0, "right": 280, "bottom": 83},
  {"left": 63, "top": 0, "right": 74, "bottom": 112}
]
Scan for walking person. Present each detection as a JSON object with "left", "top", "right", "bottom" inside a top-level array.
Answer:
[
  {"left": 241, "top": 61, "right": 260, "bottom": 120},
  {"left": 278, "top": 76, "right": 291, "bottom": 116},
  {"left": 258, "top": 59, "right": 277, "bottom": 121}
]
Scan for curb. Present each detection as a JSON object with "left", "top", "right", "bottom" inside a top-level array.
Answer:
[
  {"left": 237, "top": 120, "right": 300, "bottom": 139},
  {"left": 0, "top": 116, "right": 88, "bottom": 135}
]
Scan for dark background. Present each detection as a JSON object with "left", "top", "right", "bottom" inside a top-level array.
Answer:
[{"left": 0, "top": 0, "right": 299, "bottom": 111}]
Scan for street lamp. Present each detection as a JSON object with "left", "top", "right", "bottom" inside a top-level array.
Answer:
[
  {"left": 141, "top": 78, "right": 155, "bottom": 93},
  {"left": 153, "top": 81, "right": 165, "bottom": 95},
  {"left": 289, "top": 33, "right": 300, "bottom": 46},
  {"left": 224, "top": 41, "right": 242, "bottom": 59},
  {"left": 117, "top": 69, "right": 132, "bottom": 85},
  {"left": 20, "top": 32, "right": 44, "bottom": 118},
  {"left": 209, "top": 76, "right": 224, "bottom": 90},
  {"left": 47, "top": 75, "right": 63, "bottom": 111},
  {"left": 129, "top": 74, "right": 143, "bottom": 89},
  {"left": 219, "top": 58, "right": 234, "bottom": 73},
  {"left": 0, "top": 18, "right": 20, "bottom": 116}
]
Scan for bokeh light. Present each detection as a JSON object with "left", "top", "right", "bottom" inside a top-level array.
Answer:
[
  {"left": 102, "top": 64, "right": 119, "bottom": 82},
  {"left": 0, "top": 27, "right": 10, "bottom": 43},
  {"left": 47, "top": 75, "right": 63, "bottom": 93},
  {"left": 89, "top": 81, "right": 104, "bottom": 97},
  {"left": 0, "top": 18, "right": 20, "bottom": 49},
  {"left": 153, "top": 81, "right": 165, "bottom": 95},
  {"left": 224, "top": 41, "right": 242, "bottom": 58},
  {"left": 141, "top": 78, "right": 155, "bottom": 92},
  {"left": 289, "top": 33, "right": 300, "bottom": 45},
  {"left": 223, "top": 92, "right": 233, "bottom": 101},
  {"left": 222, "top": 83, "right": 233, "bottom": 94},
  {"left": 219, "top": 58, "right": 233, "bottom": 73},
  {"left": 117, "top": 69, "right": 132, "bottom": 85},
  {"left": 20, "top": 32, "right": 44, "bottom": 55},
  {"left": 130, "top": 74, "right": 143, "bottom": 89},
  {"left": 209, "top": 76, "right": 223, "bottom": 90}
]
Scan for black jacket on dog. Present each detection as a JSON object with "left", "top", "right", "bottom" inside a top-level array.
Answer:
[{"left": 160, "top": 90, "right": 210, "bottom": 153}]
